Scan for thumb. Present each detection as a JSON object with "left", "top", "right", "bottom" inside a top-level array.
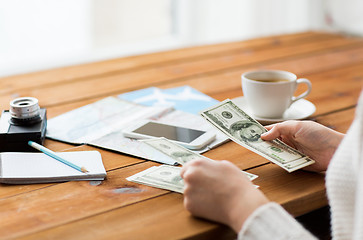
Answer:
[{"left": 261, "top": 124, "right": 285, "bottom": 141}]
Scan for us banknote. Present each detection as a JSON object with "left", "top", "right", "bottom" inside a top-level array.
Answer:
[
  {"left": 127, "top": 165, "right": 184, "bottom": 193},
  {"left": 127, "top": 164, "right": 259, "bottom": 194},
  {"left": 141, "top": 137, "right": 258, "bottom": 181},
  {"left": 200, "top": 99, "right": 315, "bottom": 172}
]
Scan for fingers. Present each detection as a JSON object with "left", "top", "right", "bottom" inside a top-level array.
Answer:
[
  {"left": 263, "top": 123, "right": 277, "bottom": 131},
  {"left": 180, "top": 158, "right": 205, "bottom": 179},
  {"left": 180, "top": 163, "right": 188, "bottom": 178},
  {"left": 261, "top": 121, "right": 298, "bottom": 141},
  {"left": 261, "top": 124, "right": 283, "bottom": 140}
]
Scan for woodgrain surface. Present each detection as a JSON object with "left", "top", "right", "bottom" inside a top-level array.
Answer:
[{"left": 1, "top": 32, "right": 362, "bottom": 239}]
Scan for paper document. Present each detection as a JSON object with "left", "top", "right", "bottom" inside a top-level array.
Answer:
[
  {"left": 0, "top": 151, "right": 106, "bottom": 184},
  {"left": 46, "top": 96, "right": 228, "bottom": 165},
  {"left": 119, "top": 86, "right": 219, "bottom": 115}
]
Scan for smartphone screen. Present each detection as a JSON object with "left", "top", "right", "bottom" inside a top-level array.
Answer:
[{"left": 132, "top": 122, "right": 205, "bottom": 143}]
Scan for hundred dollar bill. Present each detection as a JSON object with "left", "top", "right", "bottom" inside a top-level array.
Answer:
[
  {"left": 127, "top": 165, "right": 184, "bottom": 193},
  {"left": 127, "top": 164, "right": 259, "bottom": 194},
  {"left": 141, "top": 137, "right": 258, "bottom": 181},
  {"left": 200, "top": 99, "right": 315, "bottom": 172}
]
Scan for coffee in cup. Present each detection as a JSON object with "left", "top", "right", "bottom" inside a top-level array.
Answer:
[{"left": 241, "top": 70, "right": 312, "bottom": 119}]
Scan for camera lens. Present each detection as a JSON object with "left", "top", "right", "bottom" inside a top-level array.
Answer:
[{"left": 9, "top": 97, "right": 42, "bottom": 125}]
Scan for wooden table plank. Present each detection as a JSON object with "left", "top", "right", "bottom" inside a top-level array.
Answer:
[
  {"left": 181, "top": 46, "right": 363, "bottom": 98},
  {"left": 38, "top": 58, "right": 362, "bottom": 122},
  {"left": 39, "top": 43, "right": 363, "bottom": 120},
  {"left": 17, "top": 193, "right": 236, "bottom": 240},
  {"left": 15, "top": 163, "right": 326, "bottom": 240},
  {"left": 252, "top": 164, "right": 326, "bottom": 217},
  {"left": 0, "top": 161, "right": 165, "bottom": 239},
  {"left": 313, "top": 107, "right": 356, "bottom": 133},
  {"left": 0, "top": 32, "right": 339, "bottom": 94},
  {"left": 0, "top": 35, "right": 362, "bottom": 108}
]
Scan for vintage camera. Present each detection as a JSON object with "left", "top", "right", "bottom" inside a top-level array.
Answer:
[{"left": 0, "top": 97, "right": 47, "bottom": 152}]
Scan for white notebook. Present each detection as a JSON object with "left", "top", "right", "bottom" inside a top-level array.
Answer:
[{"left": 0, "top": 151, "right": 107, "bottom": 184}]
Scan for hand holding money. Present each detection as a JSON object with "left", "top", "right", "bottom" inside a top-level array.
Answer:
[
  {"left": 181, "top": 158, "right": 268, "bottom": 233},
  {"left": 261, "top": 120, "right": 344, "bottom": 172},
  {"left": 141, "top": 137, "right": 258, "bottom": 180},
  {"left": 127, "top": 137, "right": 258, "bottom": 193},
  {"left": 200, "top": 100, "right": 315, "bottom": 172}
]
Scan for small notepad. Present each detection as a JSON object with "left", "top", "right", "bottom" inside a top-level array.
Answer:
[{"left": 0, "top": 151, "right": 107, "bottom": 184}]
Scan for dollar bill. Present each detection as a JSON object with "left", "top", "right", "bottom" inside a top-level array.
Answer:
[
  {"left": 141, "top": 137, "right": 258, "bottom": 181},
  {"left": 200, "top": 99, "right": 315, "bottom": 172},
  {"left": 127, "top": 165, "right": 184, "bottom": 193},
  {"left": 127, "top": 164, "right": 259, "bottom": 193},
  {"left": 141, "top": 138, "right": 209, "bottom": 165}
]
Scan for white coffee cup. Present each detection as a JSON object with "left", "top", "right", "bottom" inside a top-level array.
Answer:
[{"left": 241, "top": 70, "right": 312, "bottom": 119}]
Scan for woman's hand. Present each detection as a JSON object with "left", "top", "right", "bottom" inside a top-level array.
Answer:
[
  {"left": 180, "top": 120, "right": 343, "bottom": 232},
  {"left": 181, "top": 159, "right": 268, "bottom": 233},
  {"left": 261, "top": 120, "right": 344, "bottom": 172}
]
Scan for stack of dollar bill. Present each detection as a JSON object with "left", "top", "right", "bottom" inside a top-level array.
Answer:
[
  {"left": 127, "top": 138, "right": 258, "bottom": 193},
  {"left": 200, "top": 99, "right": 315, "bottom": 172},
  {"left": 127, "top": 165, "right": 185, "bottom": 193}
]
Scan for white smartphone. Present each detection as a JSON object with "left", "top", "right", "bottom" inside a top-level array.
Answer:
[{"left": 122, "top": 120, "right": 216, "bottom": 150}]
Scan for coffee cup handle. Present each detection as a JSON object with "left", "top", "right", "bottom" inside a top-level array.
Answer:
[{"left": 292, "top": 78, "right": 312, "bottom": 103}]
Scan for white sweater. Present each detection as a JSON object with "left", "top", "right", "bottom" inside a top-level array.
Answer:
[{"left": 239, "top": 91, "right": 363, "bottom": 240}]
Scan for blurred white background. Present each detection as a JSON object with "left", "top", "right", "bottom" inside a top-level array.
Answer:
[{"left": 0, "top": 0, "right": 361, "bottom": 77}]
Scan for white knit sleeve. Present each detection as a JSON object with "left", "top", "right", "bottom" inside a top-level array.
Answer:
[
  {"left": 352, "top": 92, "right": 363, "bottom": 240},
  {"left": 238, "top": 202, "right": 317, "bottom": 240}
]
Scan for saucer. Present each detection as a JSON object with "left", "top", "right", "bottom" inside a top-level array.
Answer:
[{"left": 232, "top": 96, "right": 316, "bottom": 125}]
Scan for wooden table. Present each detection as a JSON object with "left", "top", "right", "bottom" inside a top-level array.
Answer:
[{"left": 1, "top": 32, "right": 362, "bottom": 239}]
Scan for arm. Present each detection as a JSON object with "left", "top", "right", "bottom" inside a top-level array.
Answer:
[
  {"left": 181, "top": 159, "right": 316, "bottom": 239},
  {"left": 180, "top": 120, "right": 338, "bottom": 237},
  {"left": 239, "top": 202, "right": 317, "bottom": 240}
]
